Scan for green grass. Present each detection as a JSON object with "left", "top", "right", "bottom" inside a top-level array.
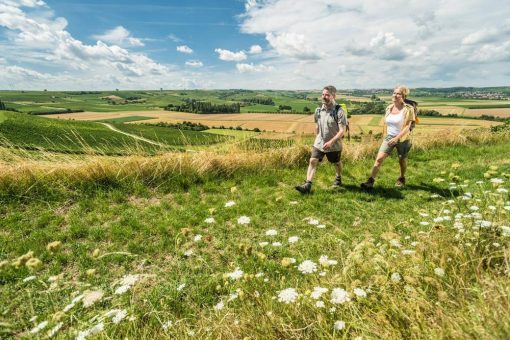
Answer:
[
  {"left": 96, "top": 116, "right": 154, "bottom": 124},
  {"left": 0, "top": 133, "right": 509, "bottom": 338},
  {"left": 0, "top": 111, "right": 230, "bottom": 154},
  {"left": 112, "top": 124, "right": 230, "bottom": 146},
  {"left": 0, "top": 111, "right": 160, "bottom": 154}
]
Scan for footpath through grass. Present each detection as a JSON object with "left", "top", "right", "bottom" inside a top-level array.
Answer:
[{"left": 0, "top": 138, "right": 509, "bottom": 338}]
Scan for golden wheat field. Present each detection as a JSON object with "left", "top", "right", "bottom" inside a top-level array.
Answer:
[{"left": 45, "top": 111, "right": 502, "bottom": 136}]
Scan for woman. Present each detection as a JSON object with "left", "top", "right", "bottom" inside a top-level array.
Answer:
[{"left": 360, "top": 85, "right": 416, "bottom": 189}]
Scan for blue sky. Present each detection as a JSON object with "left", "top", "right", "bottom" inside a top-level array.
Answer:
[{"left": 1, "top": 0, "right": 510, "bottom": 90}]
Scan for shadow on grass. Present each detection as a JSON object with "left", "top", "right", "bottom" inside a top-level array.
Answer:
[{"left": 339, "top": 184, "right": 405, "bottom": 199}]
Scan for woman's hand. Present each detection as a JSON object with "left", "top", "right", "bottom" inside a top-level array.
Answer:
[{"left": 388, "top": 137, "right": 399, "bottom": 146}]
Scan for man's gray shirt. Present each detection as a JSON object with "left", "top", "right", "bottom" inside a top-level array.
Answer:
[{"left": 313, "top": 102, "right": 347, "bottom": 152}]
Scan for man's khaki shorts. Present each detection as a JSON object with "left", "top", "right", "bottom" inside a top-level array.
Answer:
[{"left": 311, "top": 147, "right": 341, "bottom": 163}]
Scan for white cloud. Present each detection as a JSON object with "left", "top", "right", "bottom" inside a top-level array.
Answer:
[
  {"left": 176, "top": 45, "right": 193, "bottom": 54},
  {"left": 185, "top": 60, "right": 203, "bottom": 67},
  {"left": 265, "top": 32, "right": 320, "bottom": 60},
  {"left": 92, "top": 26, "right": 144, "bottom": 47},
  {"left": 236, "top": 63, "right": 273, "bottom": 73},
  {"left": 214, "top": 48, "right": 247, "bottom": 61},
  {"left": 249, "top": 44, "right": 262, "bottom": 54}
]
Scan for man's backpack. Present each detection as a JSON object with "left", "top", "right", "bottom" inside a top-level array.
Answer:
[
  {"left": 404, "top": 99, "right": 419, "bottom": 131},
  {"left": 314, "top": 104, "right": 350, "bottom": 141}
]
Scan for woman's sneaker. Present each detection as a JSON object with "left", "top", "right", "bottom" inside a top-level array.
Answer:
[
  {"left": 295, "top": 181, "right": 312, "bottom": 194},
  {"left": 395, "top": 176, "right": 406, "bottom": 187},
  {"left": 360, "top": 177, "right": 375, "bottom": 189}
]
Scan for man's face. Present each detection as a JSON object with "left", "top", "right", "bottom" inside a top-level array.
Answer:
[{"left": 321, "top": 89, "right": 334, "bottom": 105}]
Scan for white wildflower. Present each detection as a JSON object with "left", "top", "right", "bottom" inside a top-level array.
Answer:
[
  {"left": 120, "top": 274, "right": 139, "bottom": 286},
  {"left": 47, "top": 322, "right": 63, "bottom": 338},
  {"left": 278, "top": 288, "right": 298, "bottom": 304},
  {"left": 308, "top": 218, "right": 319, "bottom": 225},
  {"left": 259, "top": 241, "right": 269, "bottom": 247},
  {"left": 310, "top": 287, "right": 328, "bottom": 300},
  {"left": 504, "top": 206, "right": 510, "bottom": 211},
  {"left": 334, "top": 320, "right": 346, "bottom": 331},
  {"left": 434, "top": 268, "right": 445, "bottom": 277},
  {"left": 162, "top": 320, "right": 173, "bottom": 330},
  {"left": 469, "top": 205, "right": 479, "bottom": 211},
  {"left": 330, "top": 288, "right": 350, "bottom": 304},
  {"left": 214, "top": 301, "right": 224, "bottom": 311},
  {"left": 237, "top": 216, "right": 250, "bottom": 224},
  {"left": 76, "top": 322, "right": 104, "bottom": 340},
  {"left": 419, "top": 212, "right": 429, "bottom": 217},
  {"left": 30, "top": 321, "right": 48, "bottom": 334},
  {"left": 497, "top": 188, "right": 508, "bottom": 193},
  {"left": 411, "top": 241, "right": 419, "bottom": 247},
  {"left": 288, "top": 236, "right": 299, "bottom": 244},
  {"left": 316, "top": 300, "right": 325, "bottom": 308},
  {"left": 194, "top": 234, "right": 202, "bottom": 242},
  {"left": 177, "top": 283, "right": 186, "bottom": 291},
  {"left": 402, "top": 249, "right": 415, "bottom": 255},
  {"left": 114, "top": 285, "right": 131, "bottom": 295},
  {"left": 433, "top": 217, "right": 444, "bottom": 223},
  {"left": 389, "top": 239, "right": 402, "bottom": 248},
  {"left": 490, "top": 178, "right": 504, "bottom": 185},
  {"left": 265, "top": 229, "right": 278, "bottom": 236},
  {"left": 353, "top": 288, "right": 367, "bottom": 298},
  {"left": 224, "top": 201, "right": 236, "bottom": 207},
  {"left": 23, "top": 275, "right": 37, "bottom": 282},
  {"left": 184, "top": 249, "right": 193, "bottom": 257},
  {"left": 319, "top": 255, "right": 337, "bottom": 266},
  {"left": 108, "top": 309, "right": 128, "bottom": 324},
  {"left": 316, "top": 224, "right": 326, "bottom": 229},
  {"left": 83, "top": 290, "right": 104, "bottom": 308},
  {"left": 420, "top": 221, "right": 429, "bottom": 226},
  {"left": 391, "top": 272, "right": 402, "bottom": 282},
  {"left": 204, "top": 217, "right": 215, "bottom": 224},
  {"left": 226, "top": 268, "right": 244, "bottom": 281},
  {"left": 500, "top": 226, "right": 510, "bottom": 236},
  {"left": 298, "top": 260, "right": 317, "bottom": 274},
  {"left": 272, "top": 242, "right": 282, "bottom": 247},
  {"left": 480, "top": 220, "right": 492, "bottom": 228}
]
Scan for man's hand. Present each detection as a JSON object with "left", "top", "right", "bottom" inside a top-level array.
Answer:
[{"left": 323, "top": 140, "right": 333, "bottom": 150}]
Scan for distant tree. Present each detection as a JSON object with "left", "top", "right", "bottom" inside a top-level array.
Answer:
[{"left": 303, "top": 106, "right": 311, "bottom": 112}]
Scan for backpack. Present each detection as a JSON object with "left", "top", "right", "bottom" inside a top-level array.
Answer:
[
  {"left": 404, "top": 99, "right": 419, "bottom": 131},
  {"left": 315, "top": 104, "right": 350, "bottom": 141}
]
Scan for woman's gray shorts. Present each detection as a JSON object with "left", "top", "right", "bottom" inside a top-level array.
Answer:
[{"left": 378, "top": 135, "right": 412, "bottom": 159}]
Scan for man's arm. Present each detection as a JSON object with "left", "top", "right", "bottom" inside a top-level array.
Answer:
[{"left": 323, "top": 125, "right": 344, "bottom": 150}]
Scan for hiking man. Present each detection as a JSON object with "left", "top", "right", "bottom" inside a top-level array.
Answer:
[{"left": 295, "top": 85, "right": 347, "bottom": 194}]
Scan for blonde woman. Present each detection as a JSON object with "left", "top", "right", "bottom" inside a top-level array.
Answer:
[{"left": 361, "top": 85, "right": 416, "bottom": 189}]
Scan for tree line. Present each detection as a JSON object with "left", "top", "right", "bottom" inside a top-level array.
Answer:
[{"left": 165, "top": 99, "right": 240, "bottom": 114}]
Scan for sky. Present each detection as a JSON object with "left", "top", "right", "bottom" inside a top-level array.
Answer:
[{"left": 1, "top": 0, "right": 509, "bottom": 90}]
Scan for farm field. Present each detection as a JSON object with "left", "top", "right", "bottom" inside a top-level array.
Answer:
[{"left": 44, "top": 110, "right": 503, "bottom": 137}]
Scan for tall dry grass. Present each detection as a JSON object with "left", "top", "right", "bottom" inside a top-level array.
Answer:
[{"left": 1, "top": 129, "right": 508, "bottom": 196}]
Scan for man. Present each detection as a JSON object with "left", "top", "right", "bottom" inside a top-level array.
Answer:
[{"left": 295, "top": 85, "right": 347, "bottom": 194}]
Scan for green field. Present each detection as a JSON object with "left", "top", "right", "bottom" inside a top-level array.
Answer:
[
  {"left": 0, "top": 111, "right": 227, "bottom": 154},
  {"left": 0, "top": 129, "right": 509, "bottom": 338}
]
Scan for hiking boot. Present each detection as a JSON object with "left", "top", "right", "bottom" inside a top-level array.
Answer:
[
  {"left": 395, "top": 176, "right": 406, "bottom": 188},
  {"left": 295, "top": 181, "right": 312, "bottom": 194},
  {"left": 332, "top": 176, "right": 342, "bottom": 188},
  {"left": 360, "top": 177, "right": 375, "bottom": 189}
]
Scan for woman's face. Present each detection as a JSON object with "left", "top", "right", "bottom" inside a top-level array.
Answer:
[{"left": 392, "top": 88, "right": 404, "bottom": 104}]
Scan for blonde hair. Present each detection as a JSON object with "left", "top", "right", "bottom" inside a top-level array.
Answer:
[{"left": 395, "top": 85, "right": 410, "bottom": 99}]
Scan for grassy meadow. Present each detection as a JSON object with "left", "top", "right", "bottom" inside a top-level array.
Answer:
[{"left": 0, "top": 120, "right": 509, "bottom": 338}]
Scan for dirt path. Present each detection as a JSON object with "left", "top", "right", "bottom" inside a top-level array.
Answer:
[{"left": 100, "top": 123, "right": 166, "bottom": 147}]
